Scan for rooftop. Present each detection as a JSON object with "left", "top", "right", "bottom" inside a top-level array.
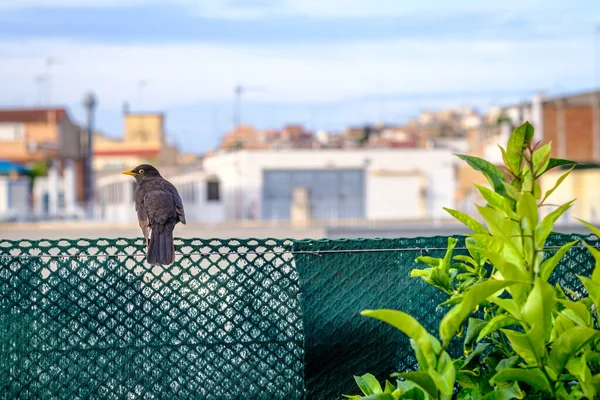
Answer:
[{"left": 0, "top": 108, "right": 68, "bottom": 124}]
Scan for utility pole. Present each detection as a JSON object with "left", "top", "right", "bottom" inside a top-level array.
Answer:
[
  {"left": 83, "top": 93, "right": 97, "bottom": 219},
  {"left": 35, "top": 75, "right": 47, "bottom": 106},
  {"left": 138, "top": 79, "right": 149, "bottom": 110},
  {"left": 46, "top": 58, "right": 57, "bottom": 105},
  {"left": 233, "top": 84, "right": 266, "bottom": 128}
]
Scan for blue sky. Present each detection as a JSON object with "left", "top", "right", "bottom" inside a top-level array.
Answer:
[{"left": 0, "top": 0, "right": 599, "bottom": 153}]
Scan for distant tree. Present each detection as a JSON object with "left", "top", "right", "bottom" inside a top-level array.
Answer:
[{"left": 358, "top": 125, "right": 372, "bottom": 145}]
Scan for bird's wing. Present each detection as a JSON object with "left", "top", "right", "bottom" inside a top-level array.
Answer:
[
  {"left": 143, "top": 187, "right": 180, "bottom": 230},
  {"left": 135, "top": 188, "right": 151, "bottom": 246},
  {"left": 165, "top": 181, "right": 186, "bottom": 225}
]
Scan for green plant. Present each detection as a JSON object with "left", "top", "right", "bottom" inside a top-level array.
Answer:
[{"left": 344, "top": 121, "right": 600, "bottom": 399}]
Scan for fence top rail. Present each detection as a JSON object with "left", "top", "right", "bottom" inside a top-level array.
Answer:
[{"left": 0, "top": 233, "right": 598, "bottom": 259}]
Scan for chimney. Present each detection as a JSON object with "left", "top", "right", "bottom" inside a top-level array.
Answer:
[{"left": 123, "top": 101, "right": 130, "bottom": 115}]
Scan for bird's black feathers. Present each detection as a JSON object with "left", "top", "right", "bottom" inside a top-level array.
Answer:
[
  {"left": 123, "top": 164, "right": 185, "bottom": 265},
  {"left": 148, "top": 230, "right": 175, "bottom": 265}
]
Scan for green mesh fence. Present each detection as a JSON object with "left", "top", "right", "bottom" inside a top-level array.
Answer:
[
  {"left": 293, "top": 233, "right": 598, "bottom": 399},
  {"left": 0, "top": 238, "right": 303, "bottom": 399},
  {"left": 0, "top": 234, "right": 597, "bottom": 400}
]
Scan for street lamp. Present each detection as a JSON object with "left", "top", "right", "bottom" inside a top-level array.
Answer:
[{"left": 83, "top": 92, "right": 97, "bottom": 219}]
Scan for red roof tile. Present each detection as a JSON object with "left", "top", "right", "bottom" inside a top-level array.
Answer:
[
  {"left": 94, "top": 148, "right": 160, "bottom": 157},
  {"left": 0, "top": 108, "right": 67, "bottom": 124}
]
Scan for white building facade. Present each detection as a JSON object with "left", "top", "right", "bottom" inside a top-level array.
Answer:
[
  {"left": 202, "top": 148, "right": 457, "bottom": 223},
  {"left": 95, "top": 170, "right": 225, "bottom": 224}
]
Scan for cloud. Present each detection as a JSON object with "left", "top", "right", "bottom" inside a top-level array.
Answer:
[
  {"left": 0, "top": 0, "right": 589, "bottom": 20},
  {"left": 0, "top": 34, "right": 592, "bottom": 112}
]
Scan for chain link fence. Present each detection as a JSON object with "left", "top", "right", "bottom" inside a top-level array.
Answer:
[{"left": 1, "top": 233, "right": 596, "bottom": 399}]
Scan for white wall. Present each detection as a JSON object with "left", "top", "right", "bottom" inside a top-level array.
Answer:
[
  {"left": 95, "top": 171, "right": 225, "bottom": 224},
  {"left": 169, "top": 172, "right": 225, "bottom": 223},
  {"left": 95, "top": 174, "right": 137, "bottom": 223},
  {"left": 367, "top": 173, "right": 424, "bottom": 220},
  {"left": 0, "top": 178, "right": 8, "bottom": 215},
  {"left": 203, "top": 149, "right": 456, "bottom": 222},
  {"left": 0, "top": 177, "right": 31, "bottom": 220}
]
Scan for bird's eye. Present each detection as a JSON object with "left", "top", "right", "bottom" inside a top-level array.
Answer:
[{"left": 139, "top": 169, "right": 145, "bottom": 174}]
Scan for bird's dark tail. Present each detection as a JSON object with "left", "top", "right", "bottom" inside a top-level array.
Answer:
[{"left": 147, "top": 230, "right": 175, "bottom": 265}]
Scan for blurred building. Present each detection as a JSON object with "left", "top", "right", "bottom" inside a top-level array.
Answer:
[
  {"left": 0, "top": 161, "right": 31, "bottom": 222},
  {"left": 203, "top": 148, "right": 456, "bottom": 223},
  {"left": 95, "top": 169, "right": 224, "bottom": 223},
  {"left": 219, "top": 124, "right": 316, "bottom": 150},
  {"left": 95, "top": 147, "right": 456, "bottom": 225},
  {"left": 475, "top": 89, "right": 600, "bottom": 224},
  {"left": 0, "top": 108, "right": 86, "bottom": 218},
  {"left": 94, "top": 110, "right": 185, "bottom": 173}
]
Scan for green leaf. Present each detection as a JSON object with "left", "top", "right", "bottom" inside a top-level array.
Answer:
[
  {"left": 578, "top": 218, "right": 600, "bottom": 242},
  {"left": 532, "top": 142, "right": 551, "bottom": 176},
  {"left": 361, "top": 309, "right": 440, "bottom": 368},
  {"left": 413, "top": 256, "right": 441, "bottom": 268},
  {"left": 384, "top": 380, "right": 396, "bottom": 394},
  {"left": 492, "top": 297, "right": 522, "bottom": 320},
  {"left": 558, "top": 299, "right": 591, "bottom": 327},
  {"left": 461, "top": 342, "right": 490, "bottom": 372},
  {"left": 541, "top": 158, "right": 578, "bottom": 175},
  {"left": 394, "top": 371, "right": 438, "bottom": 399},
  {"left": 408, "top": 338, "right": 430, "bottom": 371},
  {"left": 454, "top": 255, "right": 477, "bottom": 269},
  {"left": 548, "top": 326, "right": 600, "bottom": 374},
  {"left": 360, "top": 394, "right": 396, "bottom": 400},
  {"left": 439, "top": 280, "right": 519, "bottom": 344},
  {"left": 468, "top": 234, "right": 524, "bottom": 271},
  {"left": 465, "top": 237, "right": 488, "bottom": 267},
  {"left": 495, "top": 356, "right": 520, "bottom": 372},
  {"left": 534, "top": 200, "right": 575, "bottom": 249},
  {"left": 481, "top": 382, "right": 524, "bottom": 400},
  {"left": 476, "top": 206, "right": 523, "bottom": 255},
  {"left": 410, "top": 267, "right": 452, "bottom": 293},
  {"left": 501, "top": 328, "right": 543, "bottom": 366},
  {"left": 491, "top": 368, "right": 552, "bottom": 394},
  {"left": 475, "top": 184, "right": 515, "bottom": 217},
  {"left": 456, "top": 154, "right": 508, "bottom": 197},
  {"left": 464, "top": 318, "right": 487, "bottom": 353},
  {"left": 522, "top": 278, "right": 556, "bottom": 341},
  {"left": 541, "top": 165, "right": 575, "bottom": 203},
  {"left": 505, "top": 121, "right": 533, "bottom": 175},
  {"left": 395, "top": 380, "right": 424, "bottom": 396},
  {"left": 517, "top": 192, "right": 538, "bottom": 233},
  {"left": 516, "top": 192, "right": 538, "bottom": 265},
  {"left": 533, "top": 180, "right": 541, "bottom": 200},
  {"left": 442, "top": 237, "right": 458, "bottom": 272},
  {"left": 475, "top": 246, "right": 528, "bottom": 303},
  {"left": 444, "top": 207, "right": 488, "bottom": 234},
  {"left": 354, "top": 373, "right": 383, "bottom": 396},
  {"left": 501, "top": 181, "right": 522, "bottom": 202},
  {"left": 540, "top": 240, "right": 577, "bottom": 280},
  {"left": 476, "top": 314, "right": 520, "bottom": 342},
  {"left": 579, "top": 276, "right": 600, "bottom": 311},
  {"left": 582, "top": 240, "right": 600, "bottom": 283},
  {"left": 567, "top": 354, "right": 596, "bottom": 399},
  {"left": 551, "top": 313, "right": 576, "bottom": 342},
  {"left": 427, "top": 351, "right": 455, "bottom": 396},
  {"left": 521, "top": 164, "right": 534, "bottom": 193}
]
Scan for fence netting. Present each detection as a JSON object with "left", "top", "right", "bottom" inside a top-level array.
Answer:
[
  {"left": 0, "top": 233, "right": 597, "bottom": 399},
  {"left": 0, "top": 238, "right": 303, "bottom": 399}
]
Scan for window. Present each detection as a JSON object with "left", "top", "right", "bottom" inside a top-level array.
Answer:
[{"left": 207, "top": 180, "right": 220, "bottom": 202}]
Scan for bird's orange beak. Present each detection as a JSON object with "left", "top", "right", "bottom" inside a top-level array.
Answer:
[{"left": 121, "top": 170, "right": 137, "bottom": 176}]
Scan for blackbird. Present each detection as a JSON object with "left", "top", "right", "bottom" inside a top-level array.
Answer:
[{"left": 122, "top": 164, "right": 186, "bottom": 265}]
